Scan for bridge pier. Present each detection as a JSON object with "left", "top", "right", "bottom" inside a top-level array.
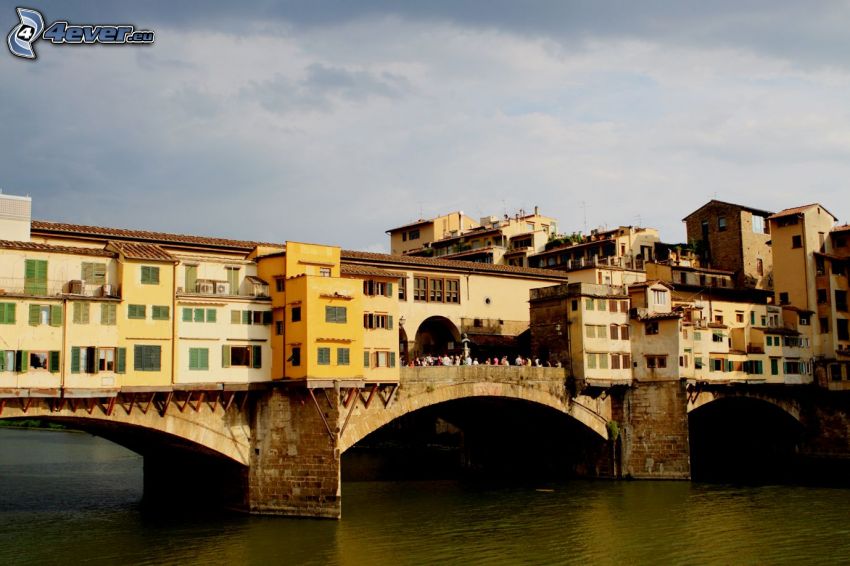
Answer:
[
  {"left": 616, "top": 380, "right": 691, "bottom": 479},
  {"left": 248, "top": 385, "right": 342, "bottom": 519}
]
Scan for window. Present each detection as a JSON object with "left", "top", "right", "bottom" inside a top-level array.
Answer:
[
  {"left": 799, "top": 314, "right": 810, "bottom": 326},
  {"left": 610, "top": 324, "right": 619, "bottom": 340},
  {"left": 446, "top": 279, "right": 460, "bottom": 303},
  {"left": 226, "top": 267, "right": 240, "bottom": 294},
  {"left": 319, "top": 267, "right": 331, "bottom": 277},
  {"left": 231, "top": 310, "right": 272, "bottom": 325},
  {"left": 752, "top": 216, "right": 765, "bottom": 234},
  {"left": 779, "top": 292, "right": 789, "bottom": 305},
  {"left": 291, "top": 306, "right": 301, "bottom": 322},
  {"left": 714, "top": 313, "right": 724, "bottom": 324},
  {"left": 585, "top": 298, "right": 594, "bottom": 311},
  {"left": 735, "top": 312, "right": 744, "bottom": 323},
  {"left": 836, "top": 291, "right": 848, "bottom": 312},
  {"left": 81, "top": 262, "right": 106, "bottom": 285},
  {"left": 652, "top": 289, "right": 668, "bottom": 305},
  {"left": 571, "top": 300, "right": 578, "bottom": 311},
  {"left": 646, "top": 356, "right": 667, "bottom": 369},
  {"left": 101, "top": 303, "right": 116, "bottom": 325},
  {"left": 695, "top": 357, "right": 703, "bottom": 370},
  {"left": 189, "top": 348, "right": 209, "bottom": 370},
  {"left": 0, "top": 303, "right": 15, "bottom": 324},
  {"left": 712, "top": 331, "right": 724, "bottom": 343},
  {"left": 408, "top": 229, "right": 420, "bottom": 241},
  {"left": 710, "top": 358, "right": 725, "bottom": 372},
  {"left": 326, "top": 306, "right": 347, "bottom": 323},
  {"left": 411, "top": 276, "right": 459, "bottom": 303},
  {"left": 318, "top": 347, "right": 331, "bottom": 365},
  {"left": 784, "top": 360, "right": 804, "bottom": 375},
  {"left": 140, "top": 266, "right": 160, "bottom": 285},
  {"left": 275, "top": 278, "right": 285, "bottom": 292},
  {"left": 134, "top": 345, "right": 161, "bottom": 371},
  {"left": 221, "top": 345, "right": 261, "bottom": 368},
  {"left": 72, "top": 302, "right": 90, "bottom": 324},
  {"left": 185, "top": 265, "right": 197, "bottom": 292},
  {"left": 792, "top": 235, "right": 802, "bottom": 249},
  {"left": 399, "top": 277, "right": 407, "bottom": 301},
  {"left": 756, "top": 258, "right": 764, "bottom": 276},
  {"left": 275, "top": 321, "right": 283, "bottom": 335},
  {"left": 770, "top": 358, "right": 780, "bottom": 375},
  {"left": 429, "top": 278, "right": 443, "bottom": 302},
  {"left": 337, "top": 348, "right": 350, "bottom": 366},
  {"left": 73, "top": 346, "right": 96, "bottom": 374},
  {"left": 364, "top": 313, "right": 393, "bottom": 329},
  {"left": 289, "top": 347, "right": 301, "bottom": 367},
  {"left": 128, "top": 304, "right": 146, "bottom": 319},
  {"left": 611, "top": 354, "right": 621, "bottom": 369},
  {"left": 838, "top": 319, "right": 849, "bottom": 341},
  {"left": 413, "top": 277, "right": 427, "bottom": 301},
  {"left": 820, "top": 317, "right": 829, "bottom": 334},
  {"left": 28, "top": 351, "right": 53, "bottom": 372},
  {"left": 718, "top": 216, "right": 727, "bottom": 231},
  {"left": 747, "top": 360, "right": 763, "bottom": 375},
  {"left": 98, "top": 348, "right": 115, "bottom": 372},
  {"left": 152, "top": 306, "right": 170, "bottom": 320},
  {"left": 28, "top": 304, "right": 61, "bottom": 326},
  {"left": 645, "top": 321, "right": 659, "bottom": 335},
  {"left": 24, "top": 259, "right": 47, "bottom": 295}
]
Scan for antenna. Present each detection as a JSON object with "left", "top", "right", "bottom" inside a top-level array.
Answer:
[{"left": 580, "top": 201, "right": 589, "bottom": 234}]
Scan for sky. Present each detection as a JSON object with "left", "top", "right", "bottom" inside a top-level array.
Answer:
[{"left": 3, "top": 1, "right": 850, "bottom": 251}]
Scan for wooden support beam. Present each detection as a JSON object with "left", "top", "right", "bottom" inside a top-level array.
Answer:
[
  {"left": 308, "top": 389, "right": 336, "bottom": 441},
  {"left": 223, "top": 391, "right": 235, "bottom": 413},
  {"left": 359, "top": 384, "right": 378, "bottom": 409}
]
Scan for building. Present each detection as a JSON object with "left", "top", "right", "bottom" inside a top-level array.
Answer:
[
  {"left": 388, "top": 207, "right": 558, "bottom": 267},
  {"left": 682, "top": 200, "right": 773, "bottom": 289}
]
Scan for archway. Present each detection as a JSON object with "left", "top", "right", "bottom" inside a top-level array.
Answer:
[
  {"left": 342, "top": 396, "right": 608, "bottom": 481},
  {"left": 414, "top": 316, "right": 461, "bottom": 357},
  {"left": 688, "top": 397, "right": 804, "bottom": 482},
  {"left": 398, "top": 326, "right": 409, "bottom": 365}
]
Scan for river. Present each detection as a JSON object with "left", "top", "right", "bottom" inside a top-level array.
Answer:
[{"left": 1, "top": 428, "right": 849, "bottom": 565}]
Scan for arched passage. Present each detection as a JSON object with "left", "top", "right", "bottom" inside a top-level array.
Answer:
[
  {"left": 414, "top": 316, "right": 461, "bottom": 357},
  {"left": 688, "top": 396, "right": 804, "bottom": 482},
  {"left": 342, "top": 396, "right": 609, "bottom": 481}
]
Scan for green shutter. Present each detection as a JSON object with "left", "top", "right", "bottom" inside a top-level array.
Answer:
[
  {"left": 152, "top": 306, "right": 170, "bottom": 320},
  {"left": 200, "top": 348, "right": 209, "bottom": 370},
  {"left": 0, "top": 303, "right": 15, "bottom": 324},
  {"left": 141, "top": 266, "right": 160, "bottom": 284},
  {"left": 134, "top": 346, "right": 143, "bottom": 371},
  {"left": 388, "top": 315, "right": 393, "bottom": 330},
  {"left": 386, "top": 282, "right": 393, "bottom": 297},
  {"left": 0, "top": 353, "right": 5, "bottom": 372},
  {"left": 194, "top": 308, "right": 204, "bottom": 322},
  {"left": 206, "top": 309, "right": 216, "bottom": 323},
  {"left": 364, "top": 351, "right": 370, "bottom": 368},
  {"left": 242, "top": 310, "right": 251, "bottom": 325},
  {"left": 29, "top": 304, "right": 40, "bottom": 325},
  {"left": 49, "top": 351, "right": 60, "bottom": 373},
  {"left": 185, "top": 265, "right": 197, "bottom": 292},
  {"left": 71, "top": 347, "right": 81, "bottom": 373},
  {"left": 231, "top": 310, "right": 241, "bottom": 324},
  {"left": 18, "top": 350, "right": 28, "bottom": 372},
  {"left": 252, "top": 345, "right": 262, "bottom": 368},
  {"left": 189, "top": 348, "right": 199, "bottom": 370},
  {"left": 183, "top": 308, "right": 193, "bottom": 322},
  {"left": 116, "top": 348, "right": 126, "bottom": 374},
  {"left": 222, "top": 345, "right": 231, "bottom": 368},
  {"left": 390, "top": 352, "right": 396, "bottom": 368},
  {"left": 24, "top": 259, "right": 48, "bottom": 295},
  {"left": 50, "top": 305, "right": 62, "bottom": 326}
]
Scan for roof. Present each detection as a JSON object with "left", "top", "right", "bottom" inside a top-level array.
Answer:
[
  {"left": 0, "top": 239, "right": 116, "bottom": 258},
  {"left": 832, "top": 224, "right": 850, "bottom": 234},
  {"left": 628, "top": 280, "right": 674, "bottom": 290},
  {"left": 107, "top": 241, "right": 175, "bottom": 262},
  {"left": 752, "top": 326, "right": 801, "bottom": 336},
  {"left": 245, "top": 275, "right": 268, "bottom": 285},
  {"left": 768, "top": 203, "right": 837, "bottom": 222},
  {"left": 340, "top": 264, "right": 405, "bottom": 279},
  {"left": 636, "top": 312, "right": 682, "bottom": 321},
  {"left": 32, "top": 220, "right": 272, "bottom": 251},
  {"left": 385, "top": 218, "right": 434, "bottom": 233},
  {"left": 682, "top": 199, "right": 774, "bottom": 222},
  {"left": 341, "top": 250, "right": 569, "bottom": 280}
]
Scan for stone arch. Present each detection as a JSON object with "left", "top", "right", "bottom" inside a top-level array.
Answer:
[
  {"left": 414, "top": 316, "right": 461, "bottom": 357},
  {"left": 687, "top": 390, "right": 801, "bottom": 423},
  {"left": 340, "top": 380, "right": 608, "bottom": 453}
]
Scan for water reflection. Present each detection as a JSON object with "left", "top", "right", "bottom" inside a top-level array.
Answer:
[{"left": 1, "top": 429, "right": 850, "bottom": 565}]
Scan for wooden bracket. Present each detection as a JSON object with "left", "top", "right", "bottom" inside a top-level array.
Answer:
[{"left": 308, "top": 388, "right": 336, "bottom": 441}]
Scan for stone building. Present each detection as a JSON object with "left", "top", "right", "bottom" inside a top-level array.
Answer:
[{"left": 682, "top": 200, "right": 773, "bottom": 289}]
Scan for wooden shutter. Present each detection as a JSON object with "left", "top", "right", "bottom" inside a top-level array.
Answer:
[
  {"left": 231, "top": 310, "right": 241, "bottom": 324},
  {"left": 185, "top": 265, "right": 197, "bottom": 292},
  {"left": 389, "top": 352, "right": 396, "bottom": 368},
  {"left": 71, "top": 347, "right": 81, "bottom": 373},
  {"left": 222, "top": 345, "right": 231, "bottom": 368},
  {"left": 194, "top": 308, "right": 204, "bottom": 322},
  {"left": 242, "top": 310, "right": 251, "bottom": 325},
  {"left": 252, "top": 345, "right": 262, "bottom": 368},
  {"left": 17, "top": 350, "right": 28, "bottom": 372},
  {"left": 189, "top": 348, "right": 199, "bottom": 370},
  {"left": 25, "top": 259, "right": 47, "bottom": 295},
  {"left": 199, "top": 348, "right": 208, "bottom": 370},
  {"left": 116, "top": 348, "right": 126, "bottom": 374},
  {"left": 364, "top": 351, "right": 370, "bottom": 368},
  {"left": 29, "top": 304, "right": 40, "bottom": 325},
  {"left": 206, "top": 309, "right": 216, "bottom": 323},
  {"left": 50, "top": 305, "right": 62, "bottom": 326},
  {"left": 0, "top": 303, "right": 14, "bottom": 324},
  {"left": 49, "top": 351, "right": 60, "bottom": 373},
  {"left": 183, "top": 308, "right": 193, "bottom": 322},
  {"left": 386, "top": 282, "right": 393, "bottom": 297},
  {"left": 388, "top": 315, "right": 393, "bottom": 330},
  {"left": 262, "top": 311, "right": 272, "bottom": 325},
  {"left": 134, "top": 346, "right": 143, "bottom": 371}
]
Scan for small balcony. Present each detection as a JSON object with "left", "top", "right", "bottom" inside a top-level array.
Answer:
[{"left": 0, "top": 278, "right": 117, "bottom": 298}]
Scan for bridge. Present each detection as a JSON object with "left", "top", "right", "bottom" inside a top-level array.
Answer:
[{"left": 2, "top": 368, "right": 850, "bottom": 518}]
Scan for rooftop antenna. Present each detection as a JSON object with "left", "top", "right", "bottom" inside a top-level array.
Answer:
[
  {"left": 580, "top": 201, "right": 589, "bottom": 234},
  {"left": 635, "top": 214, "right": 643, "bottom": 227}
]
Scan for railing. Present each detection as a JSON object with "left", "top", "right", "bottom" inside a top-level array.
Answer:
[{"left": 0, "top": 278, "right": 112, "bottom": 298}]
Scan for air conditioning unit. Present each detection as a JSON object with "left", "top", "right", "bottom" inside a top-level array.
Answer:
[
  {"left": 215, "top": 282, "right": 229, "bottom": 295},
  {"left": 196, "top": 280, "right": 214, "bottom": 294},
  {"left": 68, "top": 280, "right": 84, "bottom": 294},
  {"left": 100, "top": 284, "right": 113, "bottom": 297}
]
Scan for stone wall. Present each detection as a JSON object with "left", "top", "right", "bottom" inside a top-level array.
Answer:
[
  {"left": 616, "top": 380, "right": 691, "bottom": 479},
  {"left": 248, "top": 386, "right": 342, "bottom": 518}
]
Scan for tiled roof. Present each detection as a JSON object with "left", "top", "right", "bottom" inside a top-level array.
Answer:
[
  {"left": 32, "top": 220, "right": 272, "bottom": 250},
  {"left": 0, "top": 239, "right": 116, "bottom": 257},
  {"left": 682, "top": 199, "right": 774, "bottom": 221},
  {"left": 628, "top": 280, "right": 673, "bottom": 290},
  {"left": 108, "top": 241, "right": 175, "bottom": 262},
  {"left": 768, "top": 203, "right": 836, "bottom": 221},
  {"left": 340, "top": 264, "right": 406, "bottom": 279},
  {"left": 832, "top": 224, "right": 850, "bottom": 234},
  {"left": 385, "top": 218, "right": 433, "bottom": 233},
  {"left": 245, "top": 275, "right": 268, "bottom": 285},
  {"left": 753, "top": 326, "right": 801, "bottom": 336},
  {"left": 341, "top": 249, "right": 570, "bottom": 280},
  {"left": 636, "top": 312, "right": 682, "bottom": 321}
]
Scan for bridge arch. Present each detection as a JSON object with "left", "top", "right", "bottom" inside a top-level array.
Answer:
[
  {"left": 340, "top": 368, "right": 609, "bottom": 453},
  {"left": 687, "top": 389, "right": 802, "bottom": 423},
  {"left": 414, "top": 316, "right": 461, "bottom": 357}
]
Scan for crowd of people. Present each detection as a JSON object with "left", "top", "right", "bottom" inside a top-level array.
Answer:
[{"left": 407, "top": 354, "right": 561, "bottom": 367}]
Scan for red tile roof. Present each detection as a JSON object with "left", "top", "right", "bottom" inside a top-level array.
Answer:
[
  {"left": 341, "top": 264, "right": 406, "bottom": 279},
  {"left": 0, "top": 239, "right": 116, "bottom": 257},
  {"left": 768, "top": 203, "right": 836, "bottom": 221},
  {"left": 107, "top": 241, "right": 175, "bottom": 262},
  {"left": 32, "top": 220, "right": 272, "bottom": 250}
]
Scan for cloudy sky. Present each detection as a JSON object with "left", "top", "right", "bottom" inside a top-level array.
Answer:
[{"left": 3, "top": 2, "right": 850, "bottom": 251}]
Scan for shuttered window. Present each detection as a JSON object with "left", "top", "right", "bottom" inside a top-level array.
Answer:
[
  {"left": 317, "top": 347, "right": 330, "bottom": 365},
  {"left": 128, "top": 304, "right": 146, "bottom": 319},
  {"left": 81, "top": 262, "right": 106, "bottom": 285},
  {"left": 189, "top": 348, "right": 209, "bottom": 370},
  {"left": 184, "top": 265, "right": 197, "bottom": 292},
  {"left": 140, "top": 266, "right": 160, "bottom": 285},
  {"left": 151, "top": 306, "right": 170, "bottom": 320},
  {"left": 0, "top": 303, "right": 15, "bottom": 324},
  {"left": 101, "top": 304, "right": 117, "bottom": 325},
  {"left": 325, "top": 306, "right": 347, "bottom": 323},
  {"left": 133, "top": 345, "right": 161, "bottom": 371},
  {"left": 337, "top": 348, "right": 350, "bottom": 366},
  {"left": 73, "top": 302, "right": 90, "bottom": 324},
  {"left": 24, "top": 259, "right": 47, "bottom": 295}
]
